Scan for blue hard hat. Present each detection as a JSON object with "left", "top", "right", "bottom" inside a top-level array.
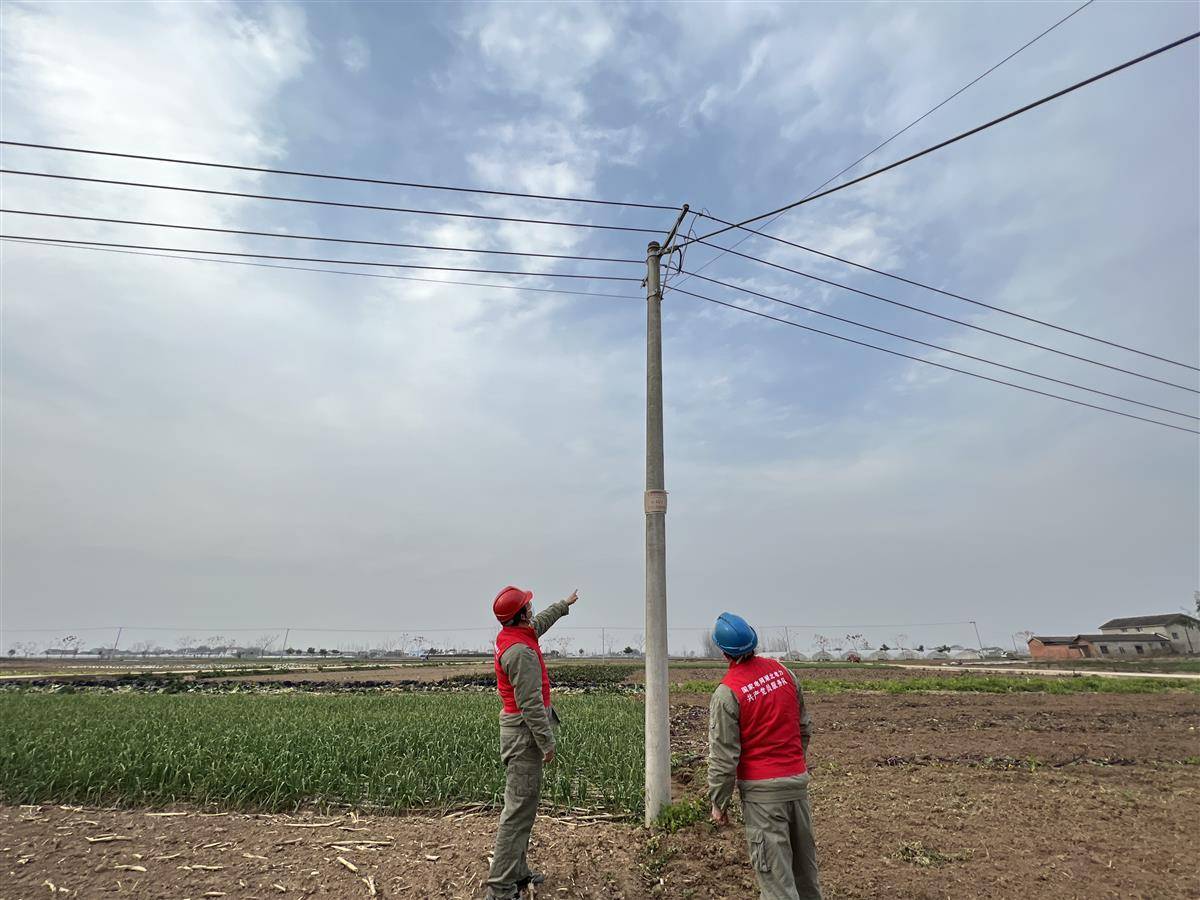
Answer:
[{"left": 713, "top": 612, "right": 758, "bottom": 656}]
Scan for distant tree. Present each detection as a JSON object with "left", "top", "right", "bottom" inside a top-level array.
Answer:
[
  {"left": 935, "top": 645, "right": 952, "bottom": 653},
  {"left": 7, "top": 648, "right": 14, "bottom": 657},
  {"left": 319, "top": 648, "right": 328, "bottom": 658},
  {"left": 306, "top": 647, "right": 317, "bottom": 656},
  {"left": 698, "top": 632, "right": 721, "bottom": 659},
  {"left": 578, "top": 649, "right": 585, "bottom": 657},
  {"left": 622, "top": 646, "right": 636, "bottom": 656},
  {"left": 285, "top": 648, "right": 295, "bottom": 656},
  {"left": 916, "top": 644, "right": 925, "bottom": 652},
  {"left": 811, "top": 634, "right": 831, "bottom": 654},
  {"left": 765, "top": 633, "right": 790, "bottom": 653},
  {"left": 879, "top": 643, "right": 890, "bottom": 651},
  {"left": 1193, "top": 590, "right": 1198, "bottom": 616}
]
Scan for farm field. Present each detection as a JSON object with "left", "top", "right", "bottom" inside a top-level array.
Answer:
[{"left": 1, "top": 662, "right": 1197, "bottom": 898}]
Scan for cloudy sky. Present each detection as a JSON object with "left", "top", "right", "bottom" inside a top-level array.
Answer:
[{"left": 1, "top": 1, "right": 1197, "bottom": 655}]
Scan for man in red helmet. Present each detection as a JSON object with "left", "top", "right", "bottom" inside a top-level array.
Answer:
[{"left": 485, "top": 585, "right": 578, "bottom": 900}]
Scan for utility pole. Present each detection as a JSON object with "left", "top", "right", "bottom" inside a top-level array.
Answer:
[
  {"left": 970, "top": 620, "right": 983, "bottom": 653},
  {"left": 644, "top": 205, "right": 688, "bottom": 826},
  {"left": 112, "top": 626, "right": 123, "bottom": 657}
]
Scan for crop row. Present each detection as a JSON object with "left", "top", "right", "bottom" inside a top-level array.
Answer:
[{"left": 0, "top": 692, "right": 644, "bottom": 815}]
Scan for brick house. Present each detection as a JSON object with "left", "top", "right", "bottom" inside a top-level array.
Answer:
[
  {"left": 1027, "top": 636, "right": 1087, "bottom": 660},
  {"left": 1097, "top": 614, "right": 1200, "bottom": 655},
  {"left": 1028, "top": 632, "right": 1173, "bottom": 660}
]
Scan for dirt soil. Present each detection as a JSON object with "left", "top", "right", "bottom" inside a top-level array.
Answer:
[{"left": 3, "top": 691, "right": 1197, "bottom": 899}]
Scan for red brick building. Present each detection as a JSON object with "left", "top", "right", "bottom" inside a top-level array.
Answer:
[{"left": 1028, "top": 633, "right": 1173, "bottom": 660}]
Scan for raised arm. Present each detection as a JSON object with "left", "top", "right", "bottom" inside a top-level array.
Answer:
[{"left": 531, "top": 590, "right": 577, "bottom": 637}]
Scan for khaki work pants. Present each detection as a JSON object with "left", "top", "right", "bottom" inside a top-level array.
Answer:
[
  {"left": 741, "top": 791, "right": 822, "bottom": 900},
  {"left": 486, "top": 724, "right": 545, "bottom": 898}
]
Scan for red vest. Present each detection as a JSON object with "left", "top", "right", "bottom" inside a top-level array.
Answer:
[
  {"left": 721, "top": 656, "right": 807, "bottom": 781},
  {"left": 495, "top": 626, "right": 551, "bottom": 714}
]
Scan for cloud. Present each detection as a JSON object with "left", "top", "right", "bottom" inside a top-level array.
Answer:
[
  {"left": 0, "top": 0, "right": 1195, "bottom": 656},
  {"left": 338, "top": 35, "right": 370, "bottom": 73}
]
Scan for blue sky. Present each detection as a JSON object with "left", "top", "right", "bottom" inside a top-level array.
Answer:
[{"left": 1, "top": 1, "right": 1197, "bottom": 655}]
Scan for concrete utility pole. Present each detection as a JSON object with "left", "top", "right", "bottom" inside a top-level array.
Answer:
[{"left": 644, "top": 205, "right": 689, "bottom": 825}]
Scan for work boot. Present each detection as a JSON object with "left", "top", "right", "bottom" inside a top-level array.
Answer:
[{"left": 517, "top": 872, "right": 546, "bottom": 892}]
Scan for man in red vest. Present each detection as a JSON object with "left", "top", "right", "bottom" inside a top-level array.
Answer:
[
  {"left": 707, "top": 612, "right": 821, "bottom": 900},
  {"left": 485, "top": 585, "right": 578, "bottom": 900}
]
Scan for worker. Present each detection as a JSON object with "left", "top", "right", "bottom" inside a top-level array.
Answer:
[
  {"left": 707, "top": 612, "right": 821, "bottom": 900},
  {"left": 484, "top": 585, "right": 578, "bottom": 900}
]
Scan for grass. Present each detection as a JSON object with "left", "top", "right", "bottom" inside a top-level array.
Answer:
[
  {"left": 672, "top": 675, "right": 1200, "bottom": 695},
  {"left": 1023, "top": 658, "right": 1200, "bottom": 674},
  {"left": 654, "top": 795, "right": 709, "bottom": 832},
  {"left": 895, "top": 841, "right": 972, "bottom": 867},
  {"left": 0, "top": 692, "right": 644, "bottom": 815}
]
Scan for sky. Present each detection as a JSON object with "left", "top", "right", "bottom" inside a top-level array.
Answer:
[{"left": 1, "top": 0, "right": 1197, "bottom": 657}]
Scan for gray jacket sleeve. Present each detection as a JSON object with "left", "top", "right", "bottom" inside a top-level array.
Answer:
[
  {"left": 501, "top": 644, "right": 555, "bottom": 754},
  {"left": 785, "top": 668, "right": 813, "bottom": 752},
  {"left": 707, "top": 683, "right": 741, "bottom": 811},
  {"left": 531, "top": 599, "right": 570, "bottom": 637}
]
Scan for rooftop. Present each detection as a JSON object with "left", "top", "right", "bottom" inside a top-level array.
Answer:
[
  {"left": 1098, "top": 613, "right": 1200, "bottom": 630},
  {"left": 1030, "top": 636, "right": 1077, "bottom": 645}
]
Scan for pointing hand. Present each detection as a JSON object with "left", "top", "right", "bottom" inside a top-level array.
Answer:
[{"left": 565, "top": 590, "right": 579, "bottom": 606}]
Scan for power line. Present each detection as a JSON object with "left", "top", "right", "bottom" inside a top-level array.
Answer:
[
  {"left": 681, "top": 30, "right": 1200, "bottom": 248},
  {"left": 0, "top": 139, "right": 678, "bottom": 211},
  {"left": 0, "top": 237, "right": 640, "bottom": 302},
  {"left": 807, "top": 0, "right": 1096, "bottom": 201},
  {"left": 1, "top": 234, "right": 644, "bottom": 282},
  {"left": 668, "top": 284, "right": 1199, "bottom": 436},
  {"left": 691, "top": 213, "right": 1199, "bottom": 372},
  {"left": 679, "top": 0, "right": 1095, "bottom": 295},
  {"left": 14, "top": 236, "right": 1195, "bottom": 434},
  {"left": 0, "top": 209, "right": 642, "bottom": 265},
  {"left": 679, "top": 270, "right": 1197, "bottom": 420},
  {"left": 681, "top": 249, "right": 1199, "bottom": 394},
  {"left": 0, "top": 170, "right": 664, "bottom": 235}
]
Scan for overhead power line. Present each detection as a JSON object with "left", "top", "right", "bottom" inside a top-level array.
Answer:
[
  {"left": 807, "top": 0, "right": 1096, "bottom": 202},
  {"left": 691, "top": 213, "right": 1199, "bottom": 372},
  {"left": 1, "top": 237, "right": 639, "bottom": 302},
  {"left": 681, "top": 1, "right": 1095, "bottom": 290},
  {"left": 0, "top": 209, "right": 642, "bottom": 265},
  {"left": 668, "top": 284, "right": 1199, "bottom": 436},
  {"left": 682, "top": 248, "right": 1199, "bottom": 394},
  {"left": 1, "top": 234, "right": 644, "bottom": 283},
  {"left": 682, "top": 30, "right": 1200, "bottom": 248},
  {"left": 680, "top": 270, "right": 1197, "bottom": 420},
  {"left": 0, "top": 170, "right": 663, "bottom": 235},
  {"left": 0, "top": 140, "right": 677, "bottom": 211}
]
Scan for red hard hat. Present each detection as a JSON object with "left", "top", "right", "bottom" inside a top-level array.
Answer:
[{"left": 493, "top": 585, "right": 533, "bottom": 622}]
